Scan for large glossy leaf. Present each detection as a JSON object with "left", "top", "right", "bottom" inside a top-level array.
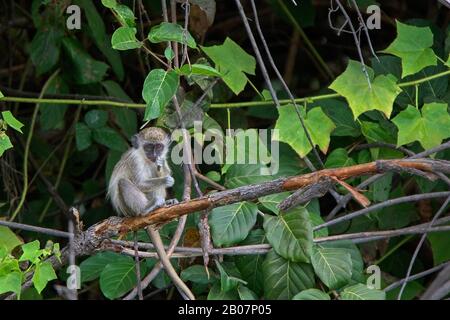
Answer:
[
  {"left": 292, "top": 288, "right": 330, "bottom": 300},
  {"left": 80, "top": 252, "right": 128, "bottom": 282},
  {"left": 148, "top": 22, "right": 196, "bottom": 48},
  {"left": 258, "top": 192, "right": 290, "bottom": 215},
  {"left": 274, "top": 105, "right": 335, "bottom": 158},
  {"left": 262, "top": 250, "right": 315, "bottom": 299},
  {"left": 329, "top": 60, "right": 402, "bottom": 118},
  {"left": 382, "top": 21, "right": 437, "bottom": 78},
  {"left": 180, "top": 265, "right": 217, "bottom": 285},
  {"left": 216, "top": 261, "right": 246, "bottom": 292},
  {"left": 142, "top": 69, "right": 179, "bottom": 121},
  {"left": 235, "top": 229, "right": 267, "bottom": 296},
  {"left": 99, "top": 257, "right": 146, "bottom": 299},
  {"left": 311, "top": 245, "right": 352, "bottom": 289},
  {"left": 225, "top": 164, "right": 271, "bottom": 188},
  {"left": 340, "top": 283, "right": 385, "bottom": 300},
  {"left": 392, "top": 103, "right": 450, "bottom": 150},
  {"left": 263, "top": 208, "right": 313, "bottom": 263},
  {"left": 207, "top": 283, "right": 239, "bottom": 300},
  {"left": 209, "top": 202, "right": 258, "bottom": 247}
]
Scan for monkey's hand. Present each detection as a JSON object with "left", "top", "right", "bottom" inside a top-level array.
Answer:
[
  {"left": 156, "top": 157, "right": 164, "bottom": 169},
  {"left": 164, "top": 176, "right": 175, "bottom": 188}
]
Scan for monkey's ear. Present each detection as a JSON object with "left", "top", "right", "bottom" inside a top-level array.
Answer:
[{"left": 131, "top": 134, "right": 140, "bottom": 149}]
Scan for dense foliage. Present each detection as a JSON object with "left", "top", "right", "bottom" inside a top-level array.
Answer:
[{"left": 0, "top": 0, "right": 449, "bottom": 300}]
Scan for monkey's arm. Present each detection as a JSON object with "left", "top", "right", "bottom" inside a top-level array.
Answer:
[
  {"left": 146, "top": 227, "right": 195, "bottom": 300},
  {"left": 138, "top": 176, "right": 174, "bottom": 193}
]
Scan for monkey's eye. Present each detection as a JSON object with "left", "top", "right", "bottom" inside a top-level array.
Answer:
[{"left": 154, "top": 143, "right": 164, "bottom": 153}]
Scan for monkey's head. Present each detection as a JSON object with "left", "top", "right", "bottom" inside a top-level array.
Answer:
[{"left": 131, "top": 127, "right": 170, "bottom": 163}]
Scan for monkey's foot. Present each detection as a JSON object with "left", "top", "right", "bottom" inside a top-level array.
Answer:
[{"left": 165, "top": 198, "right": 179, "bottom": 206}]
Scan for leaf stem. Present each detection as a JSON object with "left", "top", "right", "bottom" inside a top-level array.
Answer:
[{"left": 1, "top": 70, "right": 450, "bottom": 109}]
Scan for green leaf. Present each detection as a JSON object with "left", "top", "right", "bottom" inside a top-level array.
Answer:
[
  {"left": 142, "top": 69, "right": 179, "bottom": 121},
  {"left": 258, "top": 192, "right": 290, "bottom": 215},
  {"left": 32, "top": 261, "right": 57, "bottom": 294},
  {"left": 329, "top": 60, "right": 402, "bottom": 118},
  {"left": 382, "top": 21, "right": 437, "bottom": 78},
  {"left": 216, "top": 261, "right": 246, "bottom": 292},
  {"left": 39, "top": 75, "right": 69, "bottom": 130},
  {"left": 209, "top": 202, "right": 258, "bottom": 247},
  {"left": 323, "top": 241, "right": 364, "bottom": 283},
  {"left": 341, "top": 283, "right": 385, "bottom": 300},
  {"left": 325, "top": 148, "right": 356, "bottom": 168},
  {"left": 180, "top": 265, "right": 216, "bottom": 284},
  {"left": 262, "top": 250, "right": 315, "bottom": 299},
  {"left": 148, "top": 22, "right": 196, "bottom": 48},
  {"left": 428, "top": 230, "right": 450, "bottom": 265},
  {"left": 311, "top": 245, "right": 352, "bottom": 289},
  {"left": 19, "top": 240, "right": 41, "bottom": 263},
  {"left": 84, "top": 110, "right": 109, "bottom": 129},
  {"left": 75, "top": 123, "right": 92, "bottom": 151},
  {"left": 73, "top": 0, "right": 124, "bottom": 80},
  {"left": 2, "top": 111, "right": 24, "bottom": 133},
  {"left": 263, "top": 207, "right": 313, "bottom": 263},
  {"left": 80, "top": 252, "right": 128, "bottom": 282},
  {"left": 237, "top": 285, "right": 258, "bottom": 300},
  {"left": 99, "top": 258, "right": 146, "bottom": 299},
  {"left": 178, "top": 64, "right": 221, "bottom": 77},
  {"left": 30, "top": 27, "right": 63, "bottom": 75},
  {"left": 207, "top": 283, "right": 239, "bottom": 300},
  {"left": 235, "top": 229, "right": 267, "bottom": 296},
  {"left": 202, "top": 38, "right": 256, "bottom": 95},
  {"left": 111, "top": 27, "right": 142, "bottom": 50},
  {"left": 0, "top": 272, "right": 22, "bottom": 298},
  {"left": 0, "top": 135, "right": 13, "bottom": 157},
  {"left": 164, "top": 47, "right": 175, "bottom": 61},
  {"left": 274, "top": 105, "right": 335, "bottom": 158},
  {"left": 392, "top": 103, "right": 450, "bottom": 150},
  {"left": 0, "top": 226, "right": 23, "bottom": 253},
  {"left": 0, "top": 90, "right": 4, "bottom": 98},
  {"left": 225, "top": 164, "right": 271, "bottom": 188},
  {"left": 318, "top": 99, "right": 361, "bottom": 137},
  {"left": 113, "top": 4, "right": 136, "bottom": 27},
  {"left": 102, "top": 81, "right": 137, "bottom": 138},
  {"left": 292, "top": 288, "right": 331, "bottom": 300},
  {"left": 61, "top": 38, "right": 109, "bottom": 85},
  {"left": 92, "top": 126, "right": 129, "bottom": 152},
  {"left": 101, "top": 0, "right": 117, "bottom": 8}
]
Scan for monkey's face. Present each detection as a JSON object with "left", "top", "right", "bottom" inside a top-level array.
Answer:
[{"left": 143, "top": 142, "right": 165, "bottom": 163}]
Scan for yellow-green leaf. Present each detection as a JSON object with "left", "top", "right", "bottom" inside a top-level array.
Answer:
[
  {"left": 329, "top": 60, "right": 402, "bottom": 119},
  {"left": 382, "top": 21, "right": 437, "bottom": 78},
  {"left": 392, "top": 102, "right": 450, "bottom": 150},
  {"left": 274, "top": 105, "right": 335, "bottom": 158}
]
